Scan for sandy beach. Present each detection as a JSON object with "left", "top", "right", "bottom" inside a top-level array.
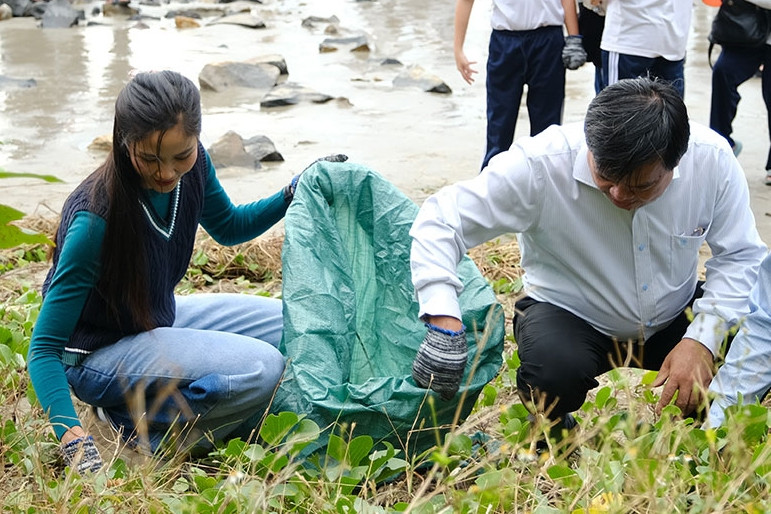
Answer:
[{"left": 0, "top": 0, "right": 770, "bottom": 241}]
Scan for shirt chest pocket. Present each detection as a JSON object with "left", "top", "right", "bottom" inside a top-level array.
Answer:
[{"left": 669, "top": 228, "right": 709, "bottom": 286}]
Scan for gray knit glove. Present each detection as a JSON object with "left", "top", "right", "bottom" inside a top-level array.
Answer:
[
  {"left": 283, "top": 153, "right": 349, "bottom": 203},
  {"left": 562, "top": 35, "right": 587, "bottom": 70},
  {"left": 412, "top": 323, "right": 468, "bottom": 400},
  {"left": 61, "top": 435, "right": 103, "bottom": 474}
]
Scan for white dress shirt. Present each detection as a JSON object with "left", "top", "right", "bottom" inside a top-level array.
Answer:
[{"left": 410, "top": 122, "right": 767, "bottom": 355}]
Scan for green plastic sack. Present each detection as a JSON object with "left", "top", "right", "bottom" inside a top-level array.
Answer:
[{"left": 272, "top": 161, "right": 505, "bottom": 457}]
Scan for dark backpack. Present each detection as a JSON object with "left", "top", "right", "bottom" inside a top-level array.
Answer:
[{"left": 708, "top": 0, "right": 771, "bottom": 67}]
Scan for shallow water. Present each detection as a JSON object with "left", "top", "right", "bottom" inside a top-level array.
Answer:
[{"left": 1, "top": 0, "right": 770, "bottom": 240}]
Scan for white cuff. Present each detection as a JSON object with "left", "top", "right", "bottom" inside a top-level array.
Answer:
[{"left": 416, "top": 282, "right": 462, "bottom": 321}]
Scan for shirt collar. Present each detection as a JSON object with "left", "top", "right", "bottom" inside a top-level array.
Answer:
[{"left": 572, "top": 142, "right": 681, "bottom": 188}]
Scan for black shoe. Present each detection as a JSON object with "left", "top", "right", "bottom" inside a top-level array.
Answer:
[{"left": 525, "top": 412, "right": 578, "bottom": 455}]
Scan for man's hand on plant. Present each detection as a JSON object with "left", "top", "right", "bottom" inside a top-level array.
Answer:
[{"left": 652, "top": 337, "right": 715, "bottom": 416}]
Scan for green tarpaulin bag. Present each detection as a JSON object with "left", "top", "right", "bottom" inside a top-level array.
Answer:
[{"left": 271, "top": 161, "right": 505, "bottom": 456}]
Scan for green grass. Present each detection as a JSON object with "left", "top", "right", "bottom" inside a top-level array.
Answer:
[{"left": 2, "top": 239, "right": 770, "bottom": 513}]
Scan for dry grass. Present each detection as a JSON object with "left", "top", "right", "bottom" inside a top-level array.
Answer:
[
  {"left": 467, "top": 236, "right": 522, "bottom": 284},
  {"left": 186, "top": 232, "right": 285, "bottom": 294},
  {"left": 4, "top": 217, "right": 771, "bottom": 512},
  {"left": 1, "top": 217, "right": 526, "bottom": 301}
]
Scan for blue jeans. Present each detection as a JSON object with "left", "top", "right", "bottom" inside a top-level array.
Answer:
[
  {"left": 65, "top": 293, "right": 285, "bottom": 453},
  {"left": 710, "top": 44, "right": 771, "bottom": 170},
  {"left": 601, "top": 50, "right": 685, "bottom": 97}
]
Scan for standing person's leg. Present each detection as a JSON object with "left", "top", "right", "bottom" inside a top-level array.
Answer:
[
  {"left": 513, "top": 297, "right": 614, "bottom": 425},
  {"left": 483, "top": 30, "right": 526, "bottom": 170},
  {"left": 710, "top": 46, "right": 763, "bottom": 152},
  {"left": 602, "top": 51, "right": 656, "bottom": 89},
  {"left": 524, "top": 26, "right": 565, "bottom": 136},
  {"left": 578, "top": 5, "right": 606, "bottom": 94},
  {"left": 650, "top": 56, "right": 685, "bottom": 97},
  {"left": 66, "top": 294, "right": 285, "bottom": 452},
  {"left": 761, "top": 45, "right": 771, "bottom": 181}
]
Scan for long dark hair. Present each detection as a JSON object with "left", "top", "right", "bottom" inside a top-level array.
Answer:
[{"left": 92, "top": 70, "right": 202, "bottom": 329}]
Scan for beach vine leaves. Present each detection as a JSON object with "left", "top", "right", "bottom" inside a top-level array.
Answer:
[{"left": 0, "top": 169, "right": 60, "bottom": 249}]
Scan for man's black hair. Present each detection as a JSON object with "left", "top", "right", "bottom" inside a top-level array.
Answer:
[{"left": 584, "top": 77, "right": 689, "bottom": 182}]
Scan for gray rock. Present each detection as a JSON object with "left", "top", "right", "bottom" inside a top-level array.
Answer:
[
  {"left": 301, "top": 15, "right": 339, "bottom": 28},
  {"left": 223, "top": 1, "right": 259, "bottom": 15},
  {"left": 164, "top": 10, "right": 202, "bottom": 19},
  {"left": 198, "top": 61, "right": 280, "bottom": 92},
  {"left": 207, "top": 131, "right": 260, "bottom": 169},
  {"left": 260, "top": 82, "right": 334, "bottom": 108},
  {"left": 246, "top": 54, "right": 288, "bottom": 75},
  {"left": 102, "top": 2, "right": 138, "bottom": 17},
  {"left": 88, "top": 134, "right": 112, "bottom": 152},
  {"left": 380, "top": 57, "right": 402, "bottom": 66},
  {"left": 4, "top": 0, "right": 29, "bottom": 17},
  {"left": 244, "top": 135, "right": 283, "bottom": 162},
  {"left": 174, "top": 15, "right": 200, "bottom": 29},
  {"left": 0, "top": 75, "right": 36, "bottom": 90},
  {"left": 128, "top": 13, "right": 158, "bottom": 21},
  {"left": 0, "top": 3, "right": 12, "bottom": 20},
  {"left": 164, "top": 5, "right": 223, "bottom": 18},
  {"left": 40, "top": 0, "right": 84, "bottom": 28},
  {"left": 393, "top": 64, "right": 452, "bottom": 94},
  {"left": 319, "top": 34, "right": 370, "bottom": 53},
  {"left": 208, "top": 13, "right": 265, "bottom": 29},
  {"left": 26, "top": 1, "right": 47, "bottom": 19},
  {"left": 323, "top": 24, "right": 340, "bottom": 35}
]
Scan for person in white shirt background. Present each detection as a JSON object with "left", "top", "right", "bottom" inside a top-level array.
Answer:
[
  {"left": 453, "top": 0, "right": 586, "bottom": 171},
  {"left": 600, "top": 0, "right": 693, "bottom": 97},
  {"left": 408, "top": 77, "right": 767, "bottom": 434}
]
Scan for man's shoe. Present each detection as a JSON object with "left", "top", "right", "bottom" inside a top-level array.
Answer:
[
  {"left": 562, "top": 412, "right": 577, "bottom": 430},
  {"left": 524, "top": 412, "right": 578, "bottom": 456},
  {"left": 765, "top": 170, "right": 771, "bottom": 186}
]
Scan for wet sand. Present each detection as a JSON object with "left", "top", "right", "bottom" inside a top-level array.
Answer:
[{"left": 0, "top": 1, "right": 770, "bottom": 242}]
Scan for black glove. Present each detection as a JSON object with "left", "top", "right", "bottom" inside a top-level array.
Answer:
[
  {"left": 412, "top": 322, "right": 468, "bottom": 401},
  {"left": 284, "top": 154, "right": 349, "bottom": 203},
  {"left": 562, "top": 35, "right": 588, "bottom": 70},
  {"left": 61, "top": 435, "right": 103, "bottom": 474}
]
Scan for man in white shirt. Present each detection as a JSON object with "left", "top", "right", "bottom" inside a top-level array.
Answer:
[
  {"left": 409, "top": 78, "right": 767, "bottom": 432},
  {"left": 600, "top": 0, "right": 692, "bottom": 96}
]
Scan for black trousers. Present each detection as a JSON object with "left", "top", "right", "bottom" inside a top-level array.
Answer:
[{"left": 513, "top": 284, "right": 715, "bottom": 419}]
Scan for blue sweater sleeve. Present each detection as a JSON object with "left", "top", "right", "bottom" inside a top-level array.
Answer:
[
  {"left": 27, "top": 211, "right": 104, "bottom": 440},
  {"left": 200, "top": 151, "right": 288, "bottom": 245}
]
